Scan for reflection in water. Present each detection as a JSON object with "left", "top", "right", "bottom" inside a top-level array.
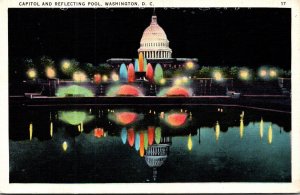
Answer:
[
  {"left": 155, "top": 127, "right": 161, "bottom": 144},
  {"left": 50, "top": 122, "right": 53, "bottom": 137},
  {"left": 62, "top": 141, "right": 68, "bottom": 152},
  {"left": 139, "top": 132, "right": 144, "bottom": 157},
  {"left": 240, "top": 118, "right": 244, "bottom": 139},
  {"left": 148, "top": 126, "right": 155, "bottom": 146},
  {"left": 109, "top": 111, "right": 142, "bottom": 125},
  {"left": 188, "top": 134, "right": 193, "bottom": 151},
  {"left": 268, "top": 124, "right": 273, "bottom": 144},
  {"left": 59, "top": 111, "right": 94, "bottom": 126},
  {"left": 144, "top": 131, "right": 148, "bottom": 150},
  {"left": 260, "top": 118, "right": 264, "bottom": 140},
  {"left": 164, "top": 112, "right": 188, "bottom": 128},
  {"left": 135, "top": 132, "right": 140, "bottom": 151},
  {"left": 215, "top": 121, "right": 220, "bottom": 142},
  {"left": 121, "top": 127, "right": 127, "bottom": 144},
  {"left": 94, "top": 128, "right": 104, "bottom": 138},
  {"left": 127, "top": 128, "right": 135, "bottom": 147},
  {"left": 29, "top": 122, "right": 33, "bottom": 141}
]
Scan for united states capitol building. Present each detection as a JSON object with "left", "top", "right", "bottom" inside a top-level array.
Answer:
[{"left": 107, "top": 12, "right": 198, "bottom": 70}]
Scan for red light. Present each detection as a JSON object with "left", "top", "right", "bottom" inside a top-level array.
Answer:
[
  {"left": 94, "top": 128, "right": 104, "bottom": 138},
  {"left": 167, "top": 113, "right": 187, "bottom": 127},
  {"left": 166, "top": 87, "right": 190, "bottom": 97},
  {"left": 146, "top": 63, "right": 154, "bottom": 82},
  {"left": 140, "top": 132, "right": 144, "bottom": 157},
  {"left": 93, "top": 74, "right": 101, "bottom": 84},
  {"left": 148, "top": 126, "right": 155, "bottom": 146},
  {"left": 127, "top": 128, "right": 135, "bottom": 147},
  {"left": 128, "top": 63, "right": 135, "bottom": 83},
  {"left": 116, "top": 85, "right": 140, "bottom": 96},
  {"left": 116, "top": 112, "right": 138, "bottom": 125}
]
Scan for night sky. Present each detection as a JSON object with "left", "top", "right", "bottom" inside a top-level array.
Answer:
[{"left": 8, "top": 8, "right": 291, "bottom": 68}]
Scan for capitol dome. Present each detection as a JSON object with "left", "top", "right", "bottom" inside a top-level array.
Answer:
[{"left": 138, "top": 13, "right": 172, "bottom": 59}]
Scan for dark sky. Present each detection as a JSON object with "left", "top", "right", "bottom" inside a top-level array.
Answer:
[{"left": 8, "top": 8, "right": 291, "bottom": 68}]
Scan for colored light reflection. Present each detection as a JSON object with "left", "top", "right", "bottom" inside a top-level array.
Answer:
[
  {"left": 50, "top": 122, "right": 53, "bottom": 137},
  {"left": 165, "top": 112, "right": 188, "bottom": 127},
  {"left": 116, "top": 85, "right": 142, "bottom": 96},
  {"left": 144, "top": 132, "right": 148, "bottom": 150},
  {"left": 56, "top": 85, "right": 94, "bottom": 97},
  {"left": 155, "top": 127, "right": 161, "bottom": 144},
  {"left": 29, "top": 122, "right": 33, "bottom": 141},
  {"left": 121, "top": 127, "right": 127, "bottom": 144},
  {"left": 58, "top": 111, "right": 94, "bottom": 126},
  {"left": 139, "top": 132, "right": 145, "bottom": 157},
  {"left": 45, "top": 66, "right": 56, "bottom": 79},
  {"left": 116, "top": 112, "right": 138, "bottom": 125},
  {"left": 268, "top": 125, "right": 273, "bottom": 144},
  {"left": 215, "top": 121, "right": 220, "bottom": 142},
  {"left": 94, "top": 128, "right": 104, "bottom": 138},
  {"left": 62, "top": 141, "right": 68, "bottom": 152},
  {"left": 27, "top": 68, "right": 37, "bottom": 79},
  {"left": 187, "top": 134, "right": 193, "bottom": 151},
  {"left": 260, "top": 118, "right": 264, "bottom": 140},
  {"left": 135, "top": 132, "right": 140, "bottom": 151},
  {"left": 240, "top": 118, "right": 244, "bottom": 139},
  {"left": 128, "top": 63, "right": 135, "bottom": 83},
  {"left": 127, "top": 128, "right": 135, "bottom": 147},
  {"left": 148, "top": 126, "right": 155, "bottom": 146}
]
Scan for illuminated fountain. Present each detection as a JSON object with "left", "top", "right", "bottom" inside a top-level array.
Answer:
[
  {"left": 119, "top": 63, "right": 128, "bottom": 82},
  {"left": 106, "top": 85, "right": 144, "bottom": 97},
  {"left": 138, "top": 52, "right": 144, "bottom": 72},
  {"left": 148, "top": 126, "right": 155, "bottom": 146},
  {"left": 121, "top": 127, "right": 127, "bottom": 144},
  {"left": 127, "top": 128, "right": 135, "bottom": 147},
  {"left": 162, "top": 112, "right": 188, "bottom": 128},
  {"left": 127, "top": 63, "right": 135, "bottom": 83},
  {"left": 108, "top": 110, "right": 143, "bottom": 126},
  {"left": 187, "top": 134, "right": 193, "bottom": 151},
  {"left": 154, "top": 63, "right": 164, "bottom": 84},
  {"left": 134, "top": 59, "right": 139, "bottom": 72},
  {"left": 135, "top": 132, "right": 140, "bottom": 151},
  {"left": 146, "top": 63, "right": 154, "bottom": 82},
  {"left": 139, "top": 132, "right": 145, "bottom": 157},
  {"left": 56, "top": 85, "right": 94, "bottom": 97},
  {"left": 58, "top": 111, "right": 95, "bottom": 126}
]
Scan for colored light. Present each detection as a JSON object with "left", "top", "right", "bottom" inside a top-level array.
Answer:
[
  {"left": 268, "top": 125, "right": 273, "bottom": 144},
  {"left": 138, "top": 52, "right": 144, "bottom": 72},
  {"left": 160, "top": 78, "right": 166, "bottom": 85},
  {"left": 93, "top": 74, "right": 101, "bottom": 84},
  {"left": 128, "top": 63, "right": 135, "bottom": 83},
  {"left": 260, "top": 118, "right": 264, "bottom": 140},
  {"left": 146, "top": 63, "right": 154, "bottom": 82},
  {"left": 186, "top": 61, "right": 194, "bottom": 69},
  {"left": 58, "top": 111, "right": 94, "bottom": 125},
  {"left": 144, "top": 131, "right": 148, "bottom": 150},
  {"left": 94, "top": 128, "right": 104, "bottom": 138},
  {"left": 61, "top": 60, "right": 71, "bottom": 71},
  {"left": 148, "top": 126, "right": 155, "bottom": 146},
  {"left": 139, "top": 132, "right": 144, "bottom": 157},
  {"left": 187, "top": 134, "right": 192, "bottom": 151},
  {"left": 134, "top": 59, "right": 139, "bottom": 72},
  {"left": 29, "top": 122, "right": 33, "bottom": 141},
  {"left": 62, "top": 141, "right": 68, "bottom": 152},
  {"left": 127, "top": 128, "right": 135, "bottom": 147},
  {"left": 102, "top": 75, "right": 108, "bottom": 82},
  {"left": 259, "top": 69, "right": 267, "bottom": 78},
  {"left": 174, "top": 78, "right": 182, "bottom": 86},
  {"left": 213, "top": 71, "right": 222, "bottom": 81},
  {"left": 154, "top": 64, "right": 164, "bottom": 84},
  {"left": 165, "top": 112, "right": 188, "bottom": 127},
  {"left": 155, "top": 127, "right": 161, "bottom": 144},
  {"left": 56, "top": 85, "right": 94, "bottom": 97},
  {"left": 269, "top": 69, "right": 277, "bottom": 78},
  {"left": 239, "top": 69, "right": 250, "bottom": 80},
  {"left": 116, "top": 85, "right": 141, "bottom": 97},
  {"left": 27, "top": 68, "right": 37, "bottom": 79},
  {"left": 111, "top": 72, "right": 119, "bottom": 82},
  {"left": 135, "top": 132, "right": 140, "bottom": 151},
  {"left": 182, "top": 76, "right": 188, "bottom": 83},
  {"left": 215, "top": 121, "right": 220, "bottom": 142},
  {"left": 73, "top": 71, "right": 87, "bottom": 82},
  {"left": 119, "top": 63, "right": 128, "bottom": 82},
  {"left": 50, "top": 122, "right": 53, "bottom": 137},
  {"left": 116, "top": 111, "right": 138, "bottom": 125},
  {"left": 143, "top": 58, "right": 147, "bottom": 72},
  {"left": 240, "top": 118, "right": 244, "bottom": 139},
  {"left": 45, "top": 66, "right": 56, "bottom": 79},
  {"left": 165, "top": 86, "right": 190, "bottom": 97},
  {"left": 121, "top": 127, "right": 127, "bottom": 144}
]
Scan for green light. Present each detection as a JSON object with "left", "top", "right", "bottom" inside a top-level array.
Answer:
[
  {"left": 59, "top": 111, "right": 94, "bottom": 125},
  {"left": 56, "top": 85, "right": 94, "bottom": 97}
]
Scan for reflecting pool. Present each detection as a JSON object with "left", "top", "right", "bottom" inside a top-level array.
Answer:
[{"left": 9, "top": 106, "right": 291, "bottom": 183}]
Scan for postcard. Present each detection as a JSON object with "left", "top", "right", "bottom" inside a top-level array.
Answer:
[{"left": 0, "top": 0, "right": 300, "bottom": 193}]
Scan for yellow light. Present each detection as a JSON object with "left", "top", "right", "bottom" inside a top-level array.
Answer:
[
  {"left": 27, "top": 68, "right": 37, "bottom": 79},
  {"left": 61, "top": 60, "right": 71, "bottom": 70},
  {"left": 50, "top": 122, "right": 53, "bottom": 137},
  {"left": 239, "top": 69, "right": 249, "bottom": 80},
  {"left": 260, "top": 118, "right": 264, "bottom": 140},
  {"left": 269, "top": 69, "right": 277, "bottom": 78},
  {"left": 213, "top": 71, "right": 222, "bottom": 81},
  {"left": 182, "top": 76, "right": 188, "bottom": 83},
  {"left": 46, "top": 66, "right": 56, "bottom": 79},
  {"left": 111, "top": 72, "right": 119, "bottom": 82},
  {"left": 174, "top": 78, "right": 182, "bottom": 86},
  {"left": 159, "top": 78, "right": 166, "bottom": 85},
  {"left": 215, "top": 121, "right": 220, "bottom": 142},
  {"left": 187, "top": 134, "right": 193, "bottom": 151},
  {"left": 240, "top": 118, "right": 244, "bottom": 139},
  {"left": 259, "top": 69, "right": 267, "bottom": 78},
  {"left": 62, "top": 141, "right": 68, "bottom": 152},
  {"left": 186, "top": 61, "right": 194, "bottom": 69},
  {"left": 29, "top": 122, "right": 33, "bottom": 141},
  {"left": 102, "top": 75, "right": 108, "bottom": 82},
  {"left": 72, "top": 71, "right": 87, "bottom": 82},
  {"left": 268, "top": 125, "right": 273, "bottom": 144}
]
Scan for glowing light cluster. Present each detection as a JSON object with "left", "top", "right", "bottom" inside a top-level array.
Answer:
[
  {"left": 108, "top": 110, "right": 143, "bottom": 126},
  {"left": 106, "top": 84, "right": 144, "bottom": 97},
  {"left": 163, "top": 112, "right": 188, "bottom": 127},
  {"left": 185, "top": 61, "right": 195, "bottom": 70},
  {"left": 27, "top": 68, "right": 37, "bottom": 79},
  {"left": 213, "top": 71, "right": 223, "bottom": 81},
  {"left": 111, "top": 72, "right": 119, "bottom": 82},
  {"left": 73, "top": 71, "right": 87, "bottom": 82},
  {"left": 258, "top": 67, "right": 278, "bottom": 79},
  {"left": 239, "top": 69, "right": 250, "bottom": 81},
  {"left": 56, "top": 85, "right": 94, "bottom": 97},
  {"left": 94, "top": 128, "right": 104, "bottom": 138},
  {"left": 58, "top": 111, "right": 95, "bottom": 125},
  {"left": 93, "top": 74, "right": 101, "bottom": 84},
  {"left": 164, "top": 86, "right": 191, "bottom": 97},
  {"left": 45, "top": 66, "right": 56, "bottom": 79}
]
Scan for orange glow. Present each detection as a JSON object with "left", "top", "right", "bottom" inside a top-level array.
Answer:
[
  {"left": 148, "top": 126, "right": 155, "bottom": 146},
  {"left": 127, "top": 128, "right": 135, "bottom": 147},
  {"left": 146, "top": 63, "right": 154, "bottom": 82},
  {"left": 166, "top": 113, "right": 188, "bottom": 127},
  {"left": 166, "top": 86, "right": 190, "bottom": 97},
  {"left": 116, "top": 85, "right": 140, "bottom": 96},
  {"left": 94, "top": 74, "right": 101, "bottom": 84},
  {"left": 115, "top": 112, "right": 138, "bottom": 125},
  {"left": 94, "top": 128, "right": 104, "bottom": 138},
  {"left": 139, "top": 132, "right": 144, "bottom": 157},
  {"left": 128, "top": 63, "right": 135, "bottom": 83},
  {"left": 138, "top": 52, "right": 144, "bottom": 72},
  {"left": 46, "top": 66, "right": 56, "bottom": 78}
]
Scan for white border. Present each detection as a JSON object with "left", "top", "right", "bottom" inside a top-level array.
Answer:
[{"left": 0, "top": 0, "right": 299, "bottom": 193}]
